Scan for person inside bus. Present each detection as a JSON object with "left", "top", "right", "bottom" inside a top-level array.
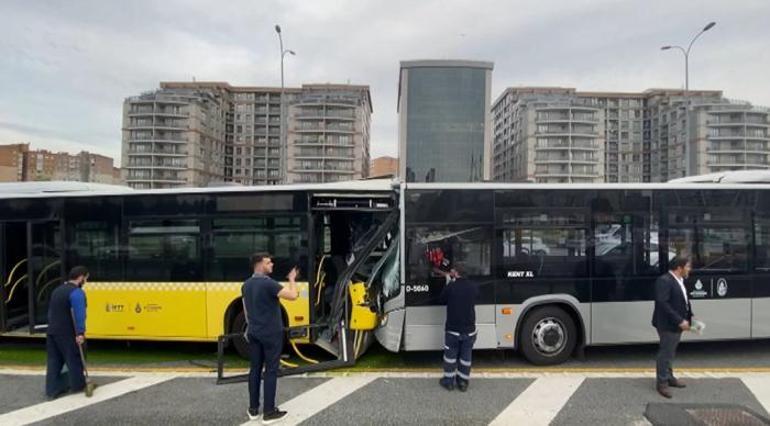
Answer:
[
  {"left": 437, "top": 261, "right": 479, "bottom": 392},
  {"left": 45, "top": 266, "right": 89, "bottom": 399},
  {"left": 652, "top": 255, "right": 693, "bottom": 399},
  {"left": 242, "top": 253, "right": 299, "bottom": 424}
]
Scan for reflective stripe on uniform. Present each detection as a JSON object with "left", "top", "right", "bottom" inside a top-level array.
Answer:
[
  {"left": 459, "top": 358, "right": 471, "bottom": 367},
  {"left": 443, "top": 356, "right": 456, "bottom": 364}
]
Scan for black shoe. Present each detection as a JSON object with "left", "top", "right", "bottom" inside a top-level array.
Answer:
[
  {"left": 668, "top": 379, "right": 686, "bottom": 388},
  {"left": 657, "top": 385, "right": 672, "bottom": 399},
  {"left": 457, "top": 381, "right": 469, "bottom": 392},
  {"left": 247, "top": 408, "right": 260, "bottom": 421},
  {"left": 439, "top": 379, "right": 455, "bottom": 391},
  {"left": 262, "top": 409, "right": 287, "bottom": 424}
]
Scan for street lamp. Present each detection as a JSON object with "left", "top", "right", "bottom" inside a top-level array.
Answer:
[
  {"left": 275, "top": 24, "right": 295, "bottom": 184},
  {"left": 661, "top": 21, "right": 716, "bottom": 176}
]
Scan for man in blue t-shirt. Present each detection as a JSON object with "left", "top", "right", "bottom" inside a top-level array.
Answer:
[
  {"left": 242, "top": 253, "right": 299, "bottom": 424},
  {"left": 45, "top": 266, "right": 89, "bottom": 399}
]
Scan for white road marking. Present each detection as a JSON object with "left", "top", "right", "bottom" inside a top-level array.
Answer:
[
  {"left": 0, "top": 374, "right": 177, "bottom": 426},
  {"left": 488, "top": 376, "right": 584, "bottom": 426},
  {"left": 742, "top": 375, "right": 770, "bottom": 415},
  {"left": 240, "top": 375, "right": 376, "bottom": 425}
]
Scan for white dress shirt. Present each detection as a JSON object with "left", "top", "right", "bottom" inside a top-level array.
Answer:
[{"left": 669, "top": 270, "right": 689, "bottom": 304}]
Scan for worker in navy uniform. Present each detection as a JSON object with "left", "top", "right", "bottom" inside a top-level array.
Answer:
[
  {"left": 242, "top": 253, "right": 299, "bottom": 424},
  {"left": 438, "top": 261, "right": 479, "bottom": 392},
  {"left": 652, "top": 255, "right": 693, "bottom": 399},
  {"left": 45, "top": 266, "right": 89, "bottom": 399}
]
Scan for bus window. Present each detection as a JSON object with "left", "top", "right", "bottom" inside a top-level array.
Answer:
[
  {"left": 499, "top": 228, "right": 587, "bottom": 278},
  {"left": 207, "top": 216, "right": 307, "bottom": 281},
  {"left": 127, "top": 220, "right": 202, "bottom": 281},
  {"left": 668, "top": 226, "right": 748, "bottom": 271},
  {"left": 68, "top": 221, "right": 122, "bottom": 281},
  {"left": 407, "top": 226, "right": 491, "bottom": 281},
  {"left": 754, "top": 220, "right": 770, "bottom": 270}
]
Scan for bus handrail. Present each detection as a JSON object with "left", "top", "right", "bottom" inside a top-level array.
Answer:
[
  {"left": 4, "top": 258, "right": 27, "bottom": 288},
  {"left": 5, "top": 274, "right": 28, "bottom": 303},
  {"left": 35, "top": 260, "right": 61, "bottom": 288},
  {"left": 36, "top": 276, "right": 63, "bottom": 303}
]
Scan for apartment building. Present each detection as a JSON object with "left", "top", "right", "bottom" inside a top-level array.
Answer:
[
  {"left": 0, "top": 143, "right": 120, "bottom": 184},
  {"left": 492, "top": 87, "right": 767, "bottom": 183},
  {"left": 122, "top": 82, "right": 372, "bottom": 189}
]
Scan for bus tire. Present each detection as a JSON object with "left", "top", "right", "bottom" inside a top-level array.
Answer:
[
  {"left": 519, "top": 306, "right": 576, "bottom": 365},
  {"left": 231, "top": 311, "right": 249, "bottom": 360}
]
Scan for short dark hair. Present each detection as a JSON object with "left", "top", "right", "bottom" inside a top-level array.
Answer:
[
  {"left": 69, "top": 266, "right": 89, "bottom": 280},
  {"left": 669, "top": 255, "right": 691, "bottom": 271},
  {"left": 250, "top": 253, "right": 271, "bottom": 269}
]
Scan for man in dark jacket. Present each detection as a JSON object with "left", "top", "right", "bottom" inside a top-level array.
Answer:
[
  {"left": 45, "top": 266, "right": 89, "bottom": 399},
  {"left": 438, "top": 264, "right": 479, "bottom": 392},
  {"left": 242, "top": 253, "right": 299, "bottom": 424},
  {"left": 652, "top": 255, "right": 693, "bottom": 399}
]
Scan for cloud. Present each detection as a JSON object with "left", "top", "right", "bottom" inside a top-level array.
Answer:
[{"left": 1, "top": 0, "right": 768, "bottom": 164}]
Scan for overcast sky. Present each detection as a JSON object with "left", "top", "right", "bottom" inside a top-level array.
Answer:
[{"left": 1, "top": 0, "right": 769, "bottom": 166}]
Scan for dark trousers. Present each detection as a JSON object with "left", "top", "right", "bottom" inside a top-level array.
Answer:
[
  {"left": 45, "top": 334, "right": 85, "bottom": 397},
  {"left": 248, "top": 333, "right": 282, "bottom": 413},
  {"left": 656, "top": 329, "right": 682, "bottom": 386},
  {"left": 441, "top": 330, "right": 477, "bottom": 386}
]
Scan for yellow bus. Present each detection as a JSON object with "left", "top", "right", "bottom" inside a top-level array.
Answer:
[{"left": 0, "top": 180, "right": 399, "bottom": 374}]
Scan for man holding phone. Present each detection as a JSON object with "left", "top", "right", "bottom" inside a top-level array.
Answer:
[{"left": 242, "top": 253, "right": 299, "bottom": 424}]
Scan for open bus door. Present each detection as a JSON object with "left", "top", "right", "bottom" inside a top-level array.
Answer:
[
  {"left": 0, "top": 220, "right": 64, "bottom": 335},
  {"left": 216, "top": 191, "right": 399, "bottom": 383},
  {"left": 27, "top": 220, "right": 66, "bottom": 334}
]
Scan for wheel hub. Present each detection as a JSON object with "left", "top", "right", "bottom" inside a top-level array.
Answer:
[{"left": 532, "top": 317, "right": 566, "bottom": 355}]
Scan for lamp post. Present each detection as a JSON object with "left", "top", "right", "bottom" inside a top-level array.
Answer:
[
  {"left": 275, "top": 24, "right": 295, "bottom": 184},
  {"left": 661, "top": 21, "right": 716, "bottom": 177}
]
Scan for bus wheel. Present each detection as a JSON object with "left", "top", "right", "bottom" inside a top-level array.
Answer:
[
  {"left": 519, "top": 306, "right": 576, "bottom": 365},
  {"left": 232, "top": 312, "right": 249, "bottom": 360}
]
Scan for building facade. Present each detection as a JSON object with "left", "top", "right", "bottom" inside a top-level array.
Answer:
[
  {"left": 122, "top": 82, "right": 372, "bottom": 189},
  {"left": 492, "top": 87, "right": 768, "bottom": 183},
  {"left": 0, "top": 143, "right": 120, "bottom": 184},
  {"left": 287, "top": 84, "right": 372, "bottom": 183},
  {"left": 398, "top": 60, "right": 493, "bottom": 182},
  {"left": 370, "top": 156, "right": 398, "bottom": 178}
]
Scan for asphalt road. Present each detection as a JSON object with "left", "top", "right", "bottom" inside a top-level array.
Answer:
[{"left": 1, "top": 371, "right": 769, "bottom": 425}]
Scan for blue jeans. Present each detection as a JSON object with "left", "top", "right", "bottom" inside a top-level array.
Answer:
[
  {"left": 45, "top": 334, "right": 85, "bottom": 398},
  {"left": 248, "top": 333, "right": 282, "bottom": 413},
  {"left": 441, "top": 330, "right": 477, "bottom": 386}
]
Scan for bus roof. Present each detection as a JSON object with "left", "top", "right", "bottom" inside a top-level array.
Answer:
[
  {"left": 0, "top": 179, "right": 398, "bottom": 200},
  {"left": 668, "top": 170, "right": 770, "bottom": 184},
  {"left": 5, "top": 177, "right": 770, "bottom": 201}
]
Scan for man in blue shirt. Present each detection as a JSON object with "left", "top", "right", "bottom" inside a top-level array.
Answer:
[
  {"left": 45, "top": 266, "right": 89, "bottom": 399},
  {"left": 242, "top": 253, "right": 299, "bottom": 424},
  {"left": 438, "top": 263, "right": 479, "bottom": 393}
]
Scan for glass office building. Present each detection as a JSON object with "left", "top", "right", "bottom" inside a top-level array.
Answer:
[{"left": 398, "top": 60, "right": 493, "bottom": 182}]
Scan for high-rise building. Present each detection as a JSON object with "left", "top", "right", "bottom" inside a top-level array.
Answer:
[
  {"left": 123, "top": 83, "right": 230, "bottom": 189},
  {"left": 122, "top": 82, "right": 372, "bottom": 189},
  {"left": 491, "top": 87, "right": 768, "bottom": 183},
  {"left": 398, "top": 60, "right": 493, "bottom": 182},
  {"left": 370, "top": 156, "right": 398, "bottom": 178},
  {"left": 287, "top": 84, "right": 372, "bottom": 183},
  {"left": 0, "top": 143, "right": 120, "bottom": 184}
]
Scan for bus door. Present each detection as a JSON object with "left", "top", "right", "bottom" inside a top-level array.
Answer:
[
  {"left": 27, "top": 220, "right": 65, "bottom": 334},
  {"left": 1, "top": 222, "right": 32, "bottom": 333},
  {"left": 308, "top": 192, "right": 397, "bottom": 358},
  {"left": 667, "top": 207, "right": 752, "bottom": 340}
]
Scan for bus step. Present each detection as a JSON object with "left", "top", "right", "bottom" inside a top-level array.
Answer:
[{"left": 314, "top": 335, "right": 340, "bottom": 357}]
